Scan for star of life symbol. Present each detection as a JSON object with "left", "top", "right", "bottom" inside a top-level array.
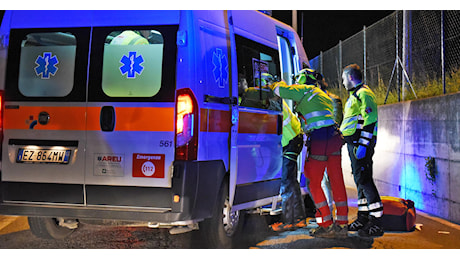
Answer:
[
  {"left": 212, "top": 48, "right": 228, "bottom": 88},
  {"left": 34, "top": 52, "right": 59, "bottom": 79},
  {"left": 119, "top": 51, "right": 144, "bottom": 79}
]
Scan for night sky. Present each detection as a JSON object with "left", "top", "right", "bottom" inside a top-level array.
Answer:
[
  {"left": 271, "top": 10, "right": 395, "bottom": 59},
  {"left": 0, "top": 10, "right": 393, "bottom": 59}
]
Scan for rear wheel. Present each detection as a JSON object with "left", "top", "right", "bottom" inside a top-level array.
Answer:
[
  {"left": 199, "top": 181, "right": 242, "bottom": 248},
  {"left": 28, "top": 217, "right": 78, "bottom": 239}
]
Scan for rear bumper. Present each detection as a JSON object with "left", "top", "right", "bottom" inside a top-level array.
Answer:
[
  {"left": 0, "top": 203, "right": 185, "bottom": 223},
  {"left": 0, "top": 160, "right": 226, "bottom": 224}
]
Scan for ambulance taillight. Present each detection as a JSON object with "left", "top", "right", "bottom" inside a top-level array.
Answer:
[
  {"left": 0, "top": 91, "right": 3, "bottom": 157},
  {"left": 175, "top": 88, "right": 198, "bottom": 161}
]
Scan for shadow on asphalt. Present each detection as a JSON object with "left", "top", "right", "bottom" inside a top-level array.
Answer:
[
  {"left": 232, "top": 214, "right": 375, "bottom": 249},
  {"left": 0, "top": 214, "right": 374, "bottom": 249},
  {"left": 253, "top": 232, "right": 375, "bottom": 249}
]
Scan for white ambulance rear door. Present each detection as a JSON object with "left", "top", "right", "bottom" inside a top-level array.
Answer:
[
  {"left": 84, "top": 20, "right": 180, "bottom": 208},
  {"left": 1, "top": 11, "right": 91, "bottom": 205}
]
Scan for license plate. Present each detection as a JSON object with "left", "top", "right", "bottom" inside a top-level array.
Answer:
[{"left": 16, "top": 148, "right": 71, "bottom": 164}]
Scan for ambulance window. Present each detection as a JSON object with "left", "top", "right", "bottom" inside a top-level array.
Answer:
[
  {"left": 18, "top": 32, "right": 76, "bottom": 97},
  {"left": 236, "top": 36, "right": 281, "bottom": 111},
  {"left": 102, "top": 30, "right": 164, "bottom": 97}
]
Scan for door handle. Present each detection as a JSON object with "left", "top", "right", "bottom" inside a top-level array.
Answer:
[
  {"left": 100, "top": 106, "right": 115, "bottom": 132},
  {"left": 277, "top": 114, "right": 283, "bottom": 135}
]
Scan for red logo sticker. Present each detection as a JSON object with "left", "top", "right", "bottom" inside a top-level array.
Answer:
[{"left": 132, "top": 153, "right": 165, "bottom": 178}]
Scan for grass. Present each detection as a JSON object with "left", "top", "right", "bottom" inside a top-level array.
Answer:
[{"left": 328, "top": 68, "right": 460, "bottom": 106}]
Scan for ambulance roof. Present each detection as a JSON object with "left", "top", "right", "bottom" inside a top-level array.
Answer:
[{"left": 3, "top": 10, "right": 181, "bottom": 29}]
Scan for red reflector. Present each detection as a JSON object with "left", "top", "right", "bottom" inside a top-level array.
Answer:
[{"left": 0, "top": 91, "right": 3, "bottom": 157}]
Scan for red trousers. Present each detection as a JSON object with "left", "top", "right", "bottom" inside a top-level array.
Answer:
[{"left": 304, "top": 127, "right": 348, "bottom": 227}]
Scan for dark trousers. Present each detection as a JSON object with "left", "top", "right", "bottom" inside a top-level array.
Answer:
[
  {"left": 346, "top": 137, "right": 381, "bottom": 219},
  {"left": 281, "top": 134, "right": 305, "bottom": 224}
]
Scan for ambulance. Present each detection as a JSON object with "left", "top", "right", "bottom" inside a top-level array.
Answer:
[{"left": 0, "top": 10, "right": 309, "bottom": 248}]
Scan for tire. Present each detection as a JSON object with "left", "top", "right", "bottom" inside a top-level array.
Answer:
[
  {"left": 28, "top": 217, "right": 76, "bottom": 239},
  {"left": 199, "top": 181, "right": 242, "bottom": 248}
]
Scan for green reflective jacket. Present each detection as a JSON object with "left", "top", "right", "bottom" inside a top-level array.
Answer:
[
  {"left": 274, "top": 82, "right": 335, "bottom": 133},
  {"left": 282, "top": 100, "right": 303, "bottom": 147},
  {"left": 340, "top": 84, "right": 378, "bottom": 137}
]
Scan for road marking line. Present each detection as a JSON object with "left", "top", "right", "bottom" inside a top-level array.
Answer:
[{"left": 0, "top": 216, "right": 29, "bottom": 235}]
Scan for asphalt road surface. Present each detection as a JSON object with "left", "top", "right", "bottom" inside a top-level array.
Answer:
[
  {"left": 1, "top": 188, "right": 460, "bottom": 249},
  {"left": 1, "top": 207, "right": 460, "bottom": 249}
]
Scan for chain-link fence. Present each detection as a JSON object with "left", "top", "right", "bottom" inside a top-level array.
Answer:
[{"left": 309, "top": 10, "right": 460, "bottom": 105}]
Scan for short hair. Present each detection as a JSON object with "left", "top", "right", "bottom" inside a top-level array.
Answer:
[{"left": 343, "top": 64, "right": 363, "bottom": 81}]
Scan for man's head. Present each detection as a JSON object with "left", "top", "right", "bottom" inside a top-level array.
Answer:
[
  {"left": 342, "top": 64, "right": 363, "bottom": 91},
  {"left": 238, "top": 76, "right": 248, "bottom": 95}
]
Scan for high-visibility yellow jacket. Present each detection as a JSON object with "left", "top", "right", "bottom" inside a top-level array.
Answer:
[
  {"left": 273, "top": 81, "right": 335, "bottom": 133},
  {"left": 282, "top": 100, "right": 303, "bottom": 147},
  {"left": 340, "top": 84, "right": 378, "bottom": 142}
]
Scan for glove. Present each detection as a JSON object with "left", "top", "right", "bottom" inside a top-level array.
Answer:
[{"left": 354, "top": 145, "right": 367, "bottom": 160}]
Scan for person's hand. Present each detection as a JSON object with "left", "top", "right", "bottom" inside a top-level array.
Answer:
[
  {"left": 267, "top": 82, "right": 279, "bottom": 90},
  {"left": 354, "top": 145, "right": 367, "bottom": 160},
  {"left": 269, "top": 81, "right": 286, "bottom": 90}
]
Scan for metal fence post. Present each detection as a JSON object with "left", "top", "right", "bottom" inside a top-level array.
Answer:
[
  {"left": 441, "top": 10, "right": 446, "bottom": 94},
  {"left": 363, "top": 25, "right": 367, "bottom": 84},
  {"left": 339, "top": 40, "right": 342, "bottom": 97},
  {"left": 402, "top": 10, "right": 408, "bottom": 101},
  {"left": 320, "top": 51, "right": 323, "bottom": 74},
  {"left": 396, "top": 11, "right": 401, "bottom": 102}
]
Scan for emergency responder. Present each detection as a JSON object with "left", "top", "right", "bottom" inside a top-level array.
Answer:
[
  {"left": 341, "top": 64, "right": 384, "bottom": 237},
  {"left": 318, "top": 77, "right": 344, "bottom": 212},
  {"left": 269, "top": 100, "right": 307, "bottom": 231},
  {"left": 270, "top": 68, "right": 348, "bottom": 238}
]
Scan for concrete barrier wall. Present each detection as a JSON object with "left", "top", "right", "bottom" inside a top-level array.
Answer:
[{"left": 341, "top": 92, "right": 460, "bottom": 224}]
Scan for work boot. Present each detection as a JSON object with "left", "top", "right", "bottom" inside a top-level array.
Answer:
[
  {"left": 310, "top": 224, "right": 336, "bottom": 238},
  {"left": 358, "top": 216, "right": 384, "bottom": 237},
  {"left": 333, "top": 223, "right": 348, "bottom": 238},
  {"left": 348, "top": 216, "right": 368, "bottom": 231},
  {"left": 270, "top": 218, "right": 306, "bottom": 232},
  {"left": 293, "top": 218, "right": 308, "bottom": 228},
  {"left": 269, "top": 222, "right": 294, "bottom": 232}
]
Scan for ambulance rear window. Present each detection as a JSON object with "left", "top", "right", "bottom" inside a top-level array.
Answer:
[
  {"left": 102, "top": 30, "right": 164, "bottom": 97},
  {"left": 18, "top": 32, "right": 76, "bottom": 97}
]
